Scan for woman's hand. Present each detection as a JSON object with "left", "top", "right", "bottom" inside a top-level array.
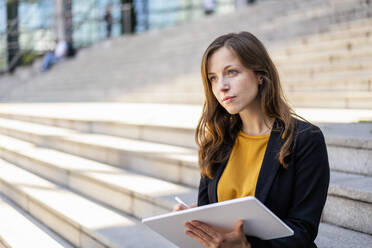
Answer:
[
  {"left": 184, "top": 219, "right": 251, "bottom": 248},
  {"left": 173, "top": 203, "right": 197, "bottom": 212}
]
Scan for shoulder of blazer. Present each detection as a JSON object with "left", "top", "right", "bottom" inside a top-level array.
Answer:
[
  {"left": 294, "top": 118, "right": 321, "bottom": 135},
  {"left": 291, "top": 119, "right": 327, "bottom": 168}
]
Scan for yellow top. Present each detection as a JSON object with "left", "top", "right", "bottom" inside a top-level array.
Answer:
[{"left": 217, "top": 130, "right": 270, "bottom": 202}]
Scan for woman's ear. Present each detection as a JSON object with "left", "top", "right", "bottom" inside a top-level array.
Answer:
[
  {"left": 258, "top": 75, "right": 263, "bottom": 85},
  {"left": 254, "top": 71, "right": 264, "bottom": 85}
]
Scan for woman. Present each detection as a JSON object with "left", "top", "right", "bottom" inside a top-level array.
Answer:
[{"left": 175, "top": 32, "right": 330, "bottom": 247}]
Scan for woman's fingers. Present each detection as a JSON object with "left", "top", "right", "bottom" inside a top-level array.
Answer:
[
  {"left": 185, "top": 229, "right": 210, "bottom": 247},
  {"left": 190, "top": 220, "right": 222, "bottom": 240},
  {"left": 185, "top": 221, "right": 217, "bottom": 245},
  {"left": 186, "top": 221, "right": 225, "bottom": 246},
  {"left": 185, "top": 219, "right": 251, "bottom": 248},
  {"left": 173, "top": 203, "right": 187, "bottom": 211},
  {"left": 173, "top": 203, "right": 197, "bottom": 212},
  {"left": 234, "top": 219, "right": 245, "bottom": 234}
]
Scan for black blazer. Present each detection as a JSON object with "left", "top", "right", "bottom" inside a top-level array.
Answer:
[{"left": 198, "top": 119, "right": 330, "bottom": 248}]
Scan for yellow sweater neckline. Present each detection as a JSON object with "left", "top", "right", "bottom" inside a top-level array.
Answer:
[{"left": 238, "top": 130, "right": 271, "bottom": 139}]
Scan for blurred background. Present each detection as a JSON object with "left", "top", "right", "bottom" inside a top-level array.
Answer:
[
  {"left": 0, "top": 0, "right": 371, "bottom": 248},
  {"left": 0, "top": 0, "right": 237, "bottom": 73}
]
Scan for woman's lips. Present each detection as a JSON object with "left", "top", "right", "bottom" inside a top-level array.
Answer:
[{"left": 223, "top": 96, "right": 236, "bottom": 103}]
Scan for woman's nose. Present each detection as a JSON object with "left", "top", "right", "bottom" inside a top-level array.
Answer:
[{"left": 218, "top": 79, "right": 230, "bottom": 91}]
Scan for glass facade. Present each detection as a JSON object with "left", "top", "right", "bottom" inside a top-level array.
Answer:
[
  {"left": 0, "top": 0, "right": 258, "bottom": 71},
  {"left": 0, "top": 0, "right": 5, "bottom": 69}
]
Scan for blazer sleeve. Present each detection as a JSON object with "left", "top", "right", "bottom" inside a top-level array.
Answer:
[
  {"left": 198, "top": 175, "right": 210, "bottom": 206},
  {"left": 248, "top": 126, "right": 330, "bottom": 248}
]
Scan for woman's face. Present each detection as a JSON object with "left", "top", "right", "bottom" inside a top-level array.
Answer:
[{"left": 207, "top": 46, "right": 261, "bottom": 115}]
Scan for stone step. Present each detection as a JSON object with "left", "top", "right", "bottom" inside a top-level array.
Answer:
[
  {"left": 0, "top": 158, "right": 176, "bottom": 248},
  {"left": 0, "top": 133, "right": 198, "bottom": 215},
  {"left": 117, "top": 90, "right": 372, "bottom": 110},
  {"left": 287, "top": 91, "right": 372, "bottom": 109},
  {"left": 256, "top": 1, "right": 372, "bottom": 42},
  {"left": 319, "top": 122, "right": 372, "bottom": 177},
  {"left": 274, "top": 24, "right": 372, "bottom": 49},
  {"left": 315, "top": 222, "right": 372, "bottom": 248},
  {"left": 277, "top": 58, "right": 372, "bottom": 76},
  {"left": 272, "top": 34, "right": 372, "bottom": 56},
  {"left": 13, "top": 59, "right": 372, "bottom": 103},
  {"left": 0, "top": 114, "right": 371, "bottom": 232},
  {"left": 14, "top": 55, "right": 372, "bottom": 102},
  {"left": 105, "top": 90, "right": 372, "bottom": 109},
  {"left": 0, "top": 118, "right": 200, "bottom": 187},
  {"left": 327, "top": 13, "right": 372, "bottom": 31},
  {"left": 0, "top": 103, "right": 200, "bottom": 149},
  {"left": 323, "top": 171, "right": 372, "bottom": 235},
  {"left": 282, "top": 71, "right": 372, "bottom": 91},
  {"left": 273, "top": 44, "right": 372, "bottom": 64},
  {"left": 0, "top": 104, "right": 370, "bottom": 176},
  {"left": 0, "top": 123, "right": 371, "bottom": 235},
  {"left": 0, "top": 114, "right": 367, "bottom": 179},
  {"left": 0, "top": 194, "right": 73, "bottom": 248},
  {"left": 18, "top": 29, "right": 372, "bottom": 91},
  {"left": 2, "top": 0, "right": 372, "bottom": 105}
]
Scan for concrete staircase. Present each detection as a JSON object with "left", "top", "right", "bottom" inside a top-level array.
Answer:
[
  {"left": 1, "top": 0, "right": 372, "bottom": 108},
  {"left": 0, "top": 0, "right": 371, "bottom": 247},
  {"left": 0, "top": 103, "right": 371, "bottom": 248}
]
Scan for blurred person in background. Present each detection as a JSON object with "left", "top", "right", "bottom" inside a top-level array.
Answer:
[
  {"left": 203, "top": 0, "right": 216, "bottom": 15},
  {"left": 235, "top": 0, "right": 256, "bottom": 9},
  {"left": 104, "top": 3, "right": 113, "bottom": 38},
  {"left": 41, "top": 39, "right": 67, "bottom": 72}
]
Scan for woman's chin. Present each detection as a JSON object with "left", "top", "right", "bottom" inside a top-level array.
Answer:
[{"left": 224, "top": 107, "right": 240, "bottom": 115}]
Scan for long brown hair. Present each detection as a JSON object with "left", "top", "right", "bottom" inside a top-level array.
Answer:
[{"left": 196, "top": 31, "right": 296, "bottom": 179}]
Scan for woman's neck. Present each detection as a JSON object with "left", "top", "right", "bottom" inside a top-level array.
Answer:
[{"left": 239, "top": 104, "right": 274, "bottom": 136}]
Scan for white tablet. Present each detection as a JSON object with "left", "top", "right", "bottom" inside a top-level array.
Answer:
[{"left": 142, "top": 196, "right": 293, "bottom": 248}]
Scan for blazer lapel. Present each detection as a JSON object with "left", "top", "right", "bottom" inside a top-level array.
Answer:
[
  {"left": 255, "top": 119, "right": 285, "bottom": 204},
  {"left": 208, "top": 161, "right": 227, "bottom": 203}
]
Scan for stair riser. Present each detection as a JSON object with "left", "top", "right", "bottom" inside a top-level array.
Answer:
[
  {"left": 294, "top": 28, "right": 372, "bottom": 46},
  {"left": 50, "top": 138, "right": 200, "bottom": 187},
  {"left": 0, "top": 179, "right": 111, "bottom": 248},
  {"left": 2, "top": 128, "right": 372, "bottom": 234},
  {"left": 0, "top": 121, "right": 370, "bottom": 178},
  {"left": 273, "top": 49, "right": 372, "bottom": 64},
  {"left": 287, "top": 96, "right": 372, "bottom": 109},
  {"left": 272, "top": 40, "right": 372, "bottom": 58},
  {"left": 0, "top": 147, "right": 171, "bottom": 220},
  {"left": 3, "top": 146, "right": 371, "bottom": 240},
  {"left": 273, "top": 38, "right": 372, "bottom": 56},
  {"left": 0, "top": 113, "right": 197, "bottom": 149},
  {"left": 4, "top": 110, "right": 372, "bottom": 150},
  {"left": 0, "top": 125, "right": 200, "bottom": 187},
  {"left": 69, "top": 174, "right": 169, "bottom": 219},
  {"left": 327, "top": 146, "right": 372, "bottom": 176},
  {"left": 323, "top": 195, "right": 372, "bottom": 235},
  {"left": 278, "top": 64, "right": 372, "bottom": 76},
  {"left": 92, "top": 122, "right": 196, "bottom": 149},
  {"left": 283, "top": 80, "right": 371, "bottom": 92}
]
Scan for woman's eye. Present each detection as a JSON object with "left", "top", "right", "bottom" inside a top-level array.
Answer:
[
  {"left": 228, "top": 70, "right": 237, "bottom": 76},
  {"left": 209, "top": 76, "right": 216, "bottom": 82}
]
